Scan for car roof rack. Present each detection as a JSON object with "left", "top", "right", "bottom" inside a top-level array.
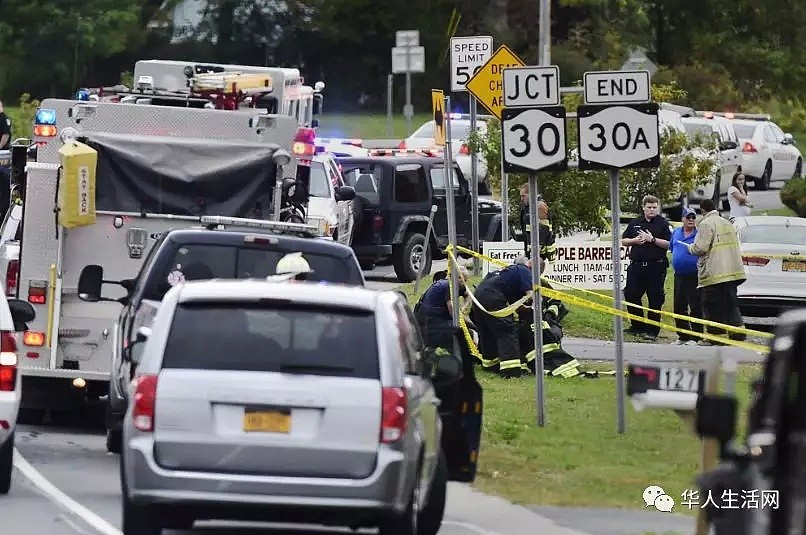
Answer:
[
  {"left": 197, "top": 215, "right": 320, "bottom": 237},
  {"left": 367, "top": 148, "right": 441, "bottom": 157}
]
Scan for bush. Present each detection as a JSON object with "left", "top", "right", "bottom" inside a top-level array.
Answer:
[
  {"left": 6, "top": 94, "right": 41, "bottom": 140},
  {"left": 781, "top": 177, "right": 806, "bottom": 217}
]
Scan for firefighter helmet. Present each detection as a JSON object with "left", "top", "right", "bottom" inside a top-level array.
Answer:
[{"left": 275, "top": 252, "right": 314, "bottom": 276}]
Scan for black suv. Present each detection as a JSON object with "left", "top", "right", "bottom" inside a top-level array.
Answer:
[{"left": 338, "top": 153, "right": 506, "bottom": 282}]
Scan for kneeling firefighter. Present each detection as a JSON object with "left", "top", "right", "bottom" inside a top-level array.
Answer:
[
  {"left": 413, "top": 265, "right": 482, "bottom": 482},
  {"left": 517, "top": 293, "right": 585, "bottom": 377},
  {"left": 470, "top": 257, "right": 534, "bottom": 379}
]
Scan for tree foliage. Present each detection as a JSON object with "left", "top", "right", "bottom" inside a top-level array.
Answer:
[{"left": 468, "top": 83, "right": 718, "bottom": 237}]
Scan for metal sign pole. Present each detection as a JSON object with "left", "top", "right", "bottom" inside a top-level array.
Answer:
[
  {"left": 444, "top": 97, "right": 461, "bottom": 336},
  {"left": 528, "top": 173, "right": 545, "bottom": 426},
  {"left": 500, "top": 164, "right": 509, "bottom": 241},
  {"left": 469, "top": 97, "right": 481, "bottom": 275},
  {"left": 387, "top": 74, "right": 393, "bottom": 138},
  {"left": 610, "top": 168, "right": 626, "bottom": 434},
  {"left": 405, "top": 51, "right": 412, "bottom": 135}
]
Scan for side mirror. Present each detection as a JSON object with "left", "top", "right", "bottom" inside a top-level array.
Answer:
[
  {"left": 78, "top": 264, "right": 133, "bottom": 304},
  {"left": 78, "top": 265, "right": 104, "bottom": 302},
  {"left": 784, "top": 133, "right": 795, "bottom": 144},
  {"left": 7, "top": 298, "right": 35, "bottom": 331},
  {"left": 719, "top": 140, "right": 738, "bottom": 151},
  {"left": 696, "top": 393, "right": 738, "bottom": 442},
  {"left": 336, "top": 185, "right": 356, "bottom": 202}
]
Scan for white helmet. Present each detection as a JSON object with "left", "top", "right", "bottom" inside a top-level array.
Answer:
[{"left": 275, "top": 252, "right": 314, "bottom": 276}]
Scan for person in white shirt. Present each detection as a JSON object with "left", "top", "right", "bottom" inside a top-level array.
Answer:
[{"left": 727, "top": 171, "right": 753, "bottom": 219}]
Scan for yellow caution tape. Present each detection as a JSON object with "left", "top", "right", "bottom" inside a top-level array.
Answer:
[{"left": 446, "top": 245, "right": 772, "bottom": 354}]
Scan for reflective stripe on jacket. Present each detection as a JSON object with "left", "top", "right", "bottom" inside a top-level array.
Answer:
[{"left": 688, "top": 210, "right": 746, "bottom": 288}]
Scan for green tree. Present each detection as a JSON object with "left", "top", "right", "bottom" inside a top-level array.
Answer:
[{"left": 469, "top": 82, "right": 717, "bottom": 237}]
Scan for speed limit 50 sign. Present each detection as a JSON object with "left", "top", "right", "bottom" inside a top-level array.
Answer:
[
  {"left": 502, "top": 106, "right": 568, "bottom": 173},
  {"left": 450, "top": 36, "right": 493, "bottom": 92}
]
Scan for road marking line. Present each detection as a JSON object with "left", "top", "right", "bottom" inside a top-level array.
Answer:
[
  {"left": 13, "top": 448, "right": 123, "bottom": 535},
  {"left": 442, "top": 519, "right": 501, "bottom": 534}
]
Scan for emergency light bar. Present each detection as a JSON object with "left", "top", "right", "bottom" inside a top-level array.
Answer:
[
  {"left": 198, "top": 215, "right": 320, "bottom": 236},
  {"left": 710, "top": 111, "right": 772, "bottom": 121},
  {"left": 34, "top": 109, "right": 57, "bottom": 125},
  {"left": 369, "top": 148, "right": 440, "bottom": 157}
]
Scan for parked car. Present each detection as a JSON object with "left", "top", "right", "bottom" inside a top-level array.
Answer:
[
  {"left": 120, "top": 280, "right": 463, "bottom": 534},
  {"left": 719, "top": 112, "right": 802, "bottom": 190},
  {"left": 400, "top": 113, "right": 491, "bottom": 193},
  {"left": 733, "top": 215, "right": 806, "bottom": 325},
  {"left": 0, "top": 295, "right": 36, "bottom": 494},
  {"left": 681, "top": 113, "right": 743, "bottom": 210}
]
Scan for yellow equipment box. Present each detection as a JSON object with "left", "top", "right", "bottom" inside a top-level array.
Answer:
[{"left": 57, "top": 140, "right": 97, "bottom": 228}]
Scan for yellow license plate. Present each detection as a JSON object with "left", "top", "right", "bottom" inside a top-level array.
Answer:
[
  {"left": 782, "top": 260, "right": 806, "bottom": 272},
  {"left": 243, "top": 409, "right": 291, "bottom": 433}
]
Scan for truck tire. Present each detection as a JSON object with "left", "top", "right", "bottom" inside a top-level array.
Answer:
[
  {"left": 393, "top": 232, "right": 432, "bottom": 283},
  {"left": 0, "top": 432, "right": 13, "bottom": 494}
]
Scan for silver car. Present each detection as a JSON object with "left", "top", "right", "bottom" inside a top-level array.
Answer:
[
  {"left": 120, "top": 280, "right": 449, "bottom": 534},
  {"left": 734, "top": 215, "right": 806, "bottom": 324}
]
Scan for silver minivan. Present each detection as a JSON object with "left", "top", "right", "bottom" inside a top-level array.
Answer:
[{"left": 120, "top": 279, "right": 451, "bottom": 534}]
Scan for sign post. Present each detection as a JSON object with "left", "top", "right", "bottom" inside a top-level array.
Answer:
[
  {"left": 450, "top": 36, "right": 493, "bottom": 275},
  {"left": 465, "top": 45, "right": 526, "bottom": 242},
  {"left": 392, "top": 30, "right": 425, "bottom": 135},
  {"left": 578, "top": 69, "right": 659, "bottom": 434},
  {"left": 442, "top": 97, "right": 463, "bottom": 364},
  {"left": 501, "top": 64, "right": 565, "bottom": 427}
]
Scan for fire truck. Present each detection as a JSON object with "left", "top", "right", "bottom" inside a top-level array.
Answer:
[{"left": 1, "top": 98, "right": 320, "bottom": 423}]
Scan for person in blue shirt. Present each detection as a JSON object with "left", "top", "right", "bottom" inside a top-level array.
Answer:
[
  {"left": 668, "top": 207, "right": 703, "bottom": 344},
  {"left": 469, "top": 256, "right": 534, "bottom": 378},
  {"left": 415, "top": 265, "right": 470, "bottom": 350}
]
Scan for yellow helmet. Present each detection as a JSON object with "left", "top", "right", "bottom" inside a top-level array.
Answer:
[{"left": 275, "top": 252, "right": 313, "bottom": 276}]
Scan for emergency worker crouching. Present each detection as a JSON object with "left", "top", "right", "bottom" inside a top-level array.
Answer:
[
  {"left": 470, "top": 257, "right": 534, "bottom": 378},
  {"left": 414, "top": 265, "right": 471, "bottom": 351}
]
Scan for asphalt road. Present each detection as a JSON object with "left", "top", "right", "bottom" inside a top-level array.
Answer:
[{"left": 5, "top": 422, "right": 593, "bottom": 535}]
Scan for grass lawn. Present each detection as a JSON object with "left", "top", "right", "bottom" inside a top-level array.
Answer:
[
  {"left": 317, "top": 111, "right": 433, "bottom": 140},
  {"left": 753, "top": 205, "right": 796, "bottom": 217}
]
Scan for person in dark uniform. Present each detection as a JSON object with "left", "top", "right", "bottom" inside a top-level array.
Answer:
[
  {"left": 414, "top": 265, "right": 470, "bottom": 350},
  {"left": 518, "top": 184, "right": 556, "bottom": 263},
  {"left": 621, "top": 195, "right": 672, "bottom": 341},
  {"left": 470, "top": 257, "right": 534, "bottom": 378}
]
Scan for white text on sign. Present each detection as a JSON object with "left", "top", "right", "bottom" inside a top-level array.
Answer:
[
  {"left": 544, "top": 241, "right": 631, "bottom": 290},
  {"left": 503, "top": 66, "right": 560, "bottom": 107},
  {"left": 583, "top": 70, "right": 651, "bottom": 104}
]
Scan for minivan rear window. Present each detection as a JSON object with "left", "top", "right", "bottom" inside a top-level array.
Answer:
[{"left": 161, "top": 302, "right": 380, "bottom": 379}]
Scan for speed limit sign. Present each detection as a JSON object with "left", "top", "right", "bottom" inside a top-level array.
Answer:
[
  {"left": 501, "top": 106, "right": 568, "bottom": 173},
  {"left": 450, "top": 36, "right": 493, "bottom": 92}
]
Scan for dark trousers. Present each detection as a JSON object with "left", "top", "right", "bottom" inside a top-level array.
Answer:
[
  {"left": 673, "top": 272, "right": 703, "bottom": 341},
  {"left": 471, "top": 284, "right": 521, "bottom": 372},
  {"left": 624, "top": 260, "right": 667, "bottom": 336},
  {"left": 701, "top": 281, "right": 745, "bottom": 341}
]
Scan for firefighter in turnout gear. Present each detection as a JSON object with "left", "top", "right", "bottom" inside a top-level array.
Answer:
[
  {"left": 470, "top": 257, "right": 534, "bottom": 378},
  {"left": 517, "top": 293, "right": 584, "bottom": 377},
  {"left": 518, "top": 184, "right": 556, "bottom": 262}
]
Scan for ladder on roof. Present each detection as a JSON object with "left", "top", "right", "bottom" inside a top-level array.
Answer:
[{"left": 190, "top": 72, "right": 273, "bottom": 95}]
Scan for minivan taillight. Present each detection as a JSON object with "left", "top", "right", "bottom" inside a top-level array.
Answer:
[
  {"left": 132, "top": 374, "right": 158, "bottom": 432},
  {"left": 6, "top": 260, "right": 18, "bottom": 297},
  {"left": 0, "top": 332, "right": 18, "bottom": 391},
  {"left": 380, "top": 387, "right": 407, "bottom": 443}
]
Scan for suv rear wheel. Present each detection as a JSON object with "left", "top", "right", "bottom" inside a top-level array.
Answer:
[{"left": 393, "top": 232, "right": 432, "bottom": 283}]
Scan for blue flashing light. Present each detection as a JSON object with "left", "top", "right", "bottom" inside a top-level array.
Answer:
[
  {"left": 75, "top": 89, "right": 90, "bottom": 101},
  {"left": 315, "top": 145, "right": 325, "bottom": 154},
  {"left": 34, "top": 108, "right": 57, "bottom": 125}
]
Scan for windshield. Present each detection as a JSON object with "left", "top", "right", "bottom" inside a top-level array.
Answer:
[
  {"left": 162, "top": 302, "right": 379, "bottom": 379},
  {"left": 308, "top": 162, "right": 331, "bottom": 198},
  {"left": 733, "top": 124, "right": 757, "bottom": 139},
  {"left": 740, "top": 225, "right": 806, "bottom": 246}
]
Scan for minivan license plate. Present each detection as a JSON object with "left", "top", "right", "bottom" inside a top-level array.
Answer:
[{"left": 243, "top": 408, "right": 291, "bottom": 433}]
